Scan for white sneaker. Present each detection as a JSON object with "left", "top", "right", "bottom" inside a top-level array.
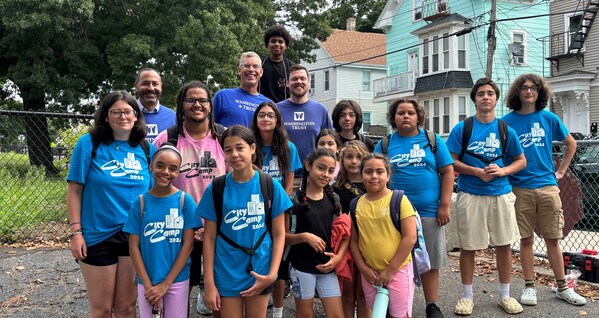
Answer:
[
  {"left": 556, "top": 288, "right": 587, "bottom": 306},
  {"left": 196, "top": 288, "right": 212, "bottom": 315},
  {"left": 520, "top": 287, "right": 537, "bottom": 306}
]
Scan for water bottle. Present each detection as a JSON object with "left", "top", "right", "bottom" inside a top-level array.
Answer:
[
  {"left": 372, "top": 285, "right": 389, "bottom": 318},
  {"left": 152, "top": 307, "right": 160, "bottom": 318}
]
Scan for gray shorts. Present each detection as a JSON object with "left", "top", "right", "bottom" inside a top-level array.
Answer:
[{"left": 421, "top": 217, "right": 447, "bottom": 269}]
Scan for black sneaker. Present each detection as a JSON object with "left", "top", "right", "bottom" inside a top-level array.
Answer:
[
  {"left": 284, "top": 280, "right": 292, "bottom": 298},
  {"left": 426, "top": 303, "right": 444, "bottom": 318}
]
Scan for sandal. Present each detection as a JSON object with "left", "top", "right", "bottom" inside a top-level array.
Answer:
[
  {"left": 499, "top": 297, "right": 524, "bottom": 314},
  {"left": 454, "top": 298, "right": 474, "bottom": 316}
]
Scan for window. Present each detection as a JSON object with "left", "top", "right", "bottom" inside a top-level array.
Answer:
[
  {"left": 433, "top": 99, "right": 440, "bottom": 133},
  {"left": 459, "top": 96, "right": 467, "bottom": 122},
  {"left": 363, "top": 111, "right": 371, "bottom": 132},
  {"left": 423, "top": 100, "right": 430, "bottom": 130},
  {"left": 458, "top": 35, "right": 466, "bottom": 68},
  {"left": 414, "top": 0, "right": 423, "bottom": 20},
  {"left": 362, "top": 71, "right": 371, "bottom": 91},
  {"left": 422, "top": 38, "right": 429, "bottom": 74},
  {"left": 566, "top": 13, "right": 587, "bottom": 53},
  {"left": 310, "top": 73, "right": 315, "bottom": 94},
  {"left": 510, "top": 31, "right": 525, "bottom": 65},
  {"left": 443, "top": 97, "right": 450, "bottom": 134},
  {"left": 432, "top": 36, "right": 439, "bottom": 72},
  {"left": 324, "top": 70, "right": 330, "bottom": 91},
  {"left": 443, "top": 33, "right": 449, "bottom": 69}
]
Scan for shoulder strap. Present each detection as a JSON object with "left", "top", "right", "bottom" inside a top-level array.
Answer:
[
  {"left": 179, "top": 191, "right": 185, "bottom": 212},
  {"left": 460, "top": 116, "right": 474, "bottom": 160},
  {"left": 424, "top": 129, "right": 437, "bottom": 153},
  {"left": 349, "top": 196, "right": 361, "bottom": 236},
  {"left": 140, "top": 140, "right": 151, "bottom": 166},
  {"left": 259, "top": 171, "right": 274, "bottom": 233},
  {"left": 139, "top": 194, "right": 145, "bottom": 220},
  {"left": 212, "top": 175, "right": 227, "bottom": 230},
  {"left": 497, "top": 119, "right": 508, "bottom": 156},
  {"left": 91, "top": 136, "right": 101, "bottom": 159},
  {"left": 344, "top": 181, "right": 364, "bottom": 197},
  {"left": 381, "top": 134, "right": 392, "bottom": 155},
  {"left": 389, "top": 189, "right": 404, "bottom": 233},
  {"left": 167, "top": 126, "right": 179, "bottom": 147},
  {"left": 215, "top": 123, "right": 226, "bottom": 136}
]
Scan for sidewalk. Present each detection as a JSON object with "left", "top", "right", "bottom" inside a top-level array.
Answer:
[{"left": 0, "top": 247, "right": 597, "bottom": 317}]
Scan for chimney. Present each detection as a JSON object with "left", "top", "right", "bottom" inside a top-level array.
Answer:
[{"left": 346, "top": 17, "right": 356, "bottom": 31}]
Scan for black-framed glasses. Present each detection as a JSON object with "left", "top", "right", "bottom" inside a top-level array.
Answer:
[
  {"left": 520, "top": 85, "right": 539, "bottom": 92},
  {"left": 184, "top": 98, "right": 210, "bottom": 105},
  {"left": 257, "top": 112, "right": 276, "bottom": 120},
  {"left": 108, "top": 109, "right": 137, "bottom": 118}
]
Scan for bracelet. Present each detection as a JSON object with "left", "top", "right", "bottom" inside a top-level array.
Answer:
[
  {"left": 68, "top": 229, "right": 83, "bottom": 238},
  {"left": 69, "top": 222, "right": 81, "bottom": 227}
]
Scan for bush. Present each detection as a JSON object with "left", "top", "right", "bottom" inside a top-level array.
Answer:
[{"left": 0, "top": 151, "right": 31, "bottom": 174}]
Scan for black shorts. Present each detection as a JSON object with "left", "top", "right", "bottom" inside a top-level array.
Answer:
[
  {"left": 261, "top": 281, "right": 275, "bottom": 295},
  {"left": 80, "top": 231, "right": 129, "bottom": 266},
  {"left": 189, "top": 240, "right": 203, "bottom": 286},
  {"left": 277, "top": 257, "right": 290, "bottom": 281}
]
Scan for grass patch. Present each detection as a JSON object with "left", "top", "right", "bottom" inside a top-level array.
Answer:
[
  {"left": 0, "top": 167, "right": 67, "bottom": 243},
  {"left": 0, "top": 152, "right": 31, "bottom": 174}
]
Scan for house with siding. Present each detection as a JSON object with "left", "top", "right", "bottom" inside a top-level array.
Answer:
[
  {"left": 545, "top": 0, "right": 599, "bottom": 134},
  {"left": 373, "top": 0, "right": 550, "bottom": 137},
  {"left": 302, "top": 24, "right": 388, "bottom": 135}
]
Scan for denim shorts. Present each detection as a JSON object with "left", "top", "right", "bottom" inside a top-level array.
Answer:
[{"left": 289, "top": 264, "right": 341, "bottom": 300}]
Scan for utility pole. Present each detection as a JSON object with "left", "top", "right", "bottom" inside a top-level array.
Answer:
[{"left": 485, "top": 0, "right": 497, "bottom": 79}]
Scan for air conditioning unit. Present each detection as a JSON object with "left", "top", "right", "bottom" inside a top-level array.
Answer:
[{"left": 438, "top": 2, "right": 448, "bottom": 12}]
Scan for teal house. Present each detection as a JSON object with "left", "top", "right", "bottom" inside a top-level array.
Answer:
[{"left": 373, "top": 0, "right": 550, "bottom": 136}]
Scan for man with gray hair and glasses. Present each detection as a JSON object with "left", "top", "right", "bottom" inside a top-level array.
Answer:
[{"left": 213, "top": 51, "right": 272, "bottom": 127}]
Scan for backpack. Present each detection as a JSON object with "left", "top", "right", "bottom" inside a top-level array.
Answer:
[
  {"left": 91, "top": 137, "right": 151, "bottom": 166},
  {"left": 459, "top": 116, "right": 508, "bottom": 164},
  {"left": 380, "top": 129, "right": 437, "bottom": 155},
  {"left": 211, "top": 170, "right": 274, "bottom": 273},
  {"left": 166, "top": 123, "right": 226, "bottom": 147},
  {"left": 282, "top": 190, "right": 341, "bottom": 261},
  {"left": 138, "top": 191, "right": 185, "bottom": 221},
  {"left": 349, "top": 189, "right": 431, "bottom": 286}
]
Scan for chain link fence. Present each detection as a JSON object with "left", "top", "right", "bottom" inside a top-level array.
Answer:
[{"left": 1, "top": 110, "right": 598, "bottom": 257}]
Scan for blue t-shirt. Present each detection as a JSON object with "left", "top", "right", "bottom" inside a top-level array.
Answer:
[
  {"left": 446, "top": 117, "right": 523, "bottom": 195},
  {"left": 213, "top": 87, "right": 272, "bottom": 127},
  {"left": 140, "top": 103, "right": 176, "bottom": 143},
  {"left": 66, "top": 134, "right": 156, "bottom": 246},
  {"left": 374, "top": 129, "right": 454, "bottom": 217},
  {"left": 276, "top": 99, "right": 333, "bottom": 172},
  {"left": 124, "top": 191, "right": 201, "bottom": 285},
  {"left": 196, "top": 171, "right": 293, "bottom": 296},
  {"left": 261, "top": 141, "right": 302, "bottom": 186},
  {"left": 502, "top": 110, "right": 568, "bottom": 188}
]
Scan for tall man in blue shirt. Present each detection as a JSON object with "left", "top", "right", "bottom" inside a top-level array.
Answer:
[
  {"left": 502, "top": 73, "right": 585, "bottom": 306},
  {"left": 134, "top": 68, "right": 176, "bottom": 142},
  {"left": 446, "top": 78, "right": 526, "bottom": 316}
]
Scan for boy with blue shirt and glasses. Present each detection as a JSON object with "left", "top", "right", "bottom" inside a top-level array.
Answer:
[
  {"left": 502, "top": 74, "right": 586, "bottom": 307},
  {"left": 446, "top": 78, "right": 527, "bottom": 316}
]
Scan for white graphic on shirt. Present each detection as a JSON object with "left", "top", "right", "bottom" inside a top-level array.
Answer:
[
  {"left": 147, "top": 124, "right": 158, "bottom": 137},
  {"left": 224, "top": 194, "right": 266, "bottom": 231},
  {"left": 143, "top": 208, "right": 184, "bottom": 244},
  {"left": 294, "top": 112, "right": 304, "bottom": 121},
  {"left": 517, "top": 122, "right": 546, "bottom": 148},
  {"left": 101, "top": 152, "right": 143, "bottom": 178},
  {"left": 466, "top": 133, "right": 501, "bottom": 159},
  {"left": 388, "top": 144, "right": 428, "bottom": 168}
]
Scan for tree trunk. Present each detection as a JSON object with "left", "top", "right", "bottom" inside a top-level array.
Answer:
[{"left": 22, "top": 95, "right": 59, "bottom": 175}]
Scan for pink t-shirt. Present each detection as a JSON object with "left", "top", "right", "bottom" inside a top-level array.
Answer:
[{"left": 153, "top": 126, "right": 228, "bottom": 204}]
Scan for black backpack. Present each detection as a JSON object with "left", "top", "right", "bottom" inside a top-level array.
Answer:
[
  {"left": 166, "top": 123, "right": 226, "bottom": 147},
  {"left": 91, "top": 137, "right": 151, "bottom": 166},
  {"left": 380, "top": 129, "right": 437, "bottom": 155},
  {"left": 459, "top": 116, "right": 508, "bottom": 164},
  {"left": 211, "top": 170, "right": 274, "bottom": 273}
]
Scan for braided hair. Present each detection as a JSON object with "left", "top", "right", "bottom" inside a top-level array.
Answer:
[
  {"left": 174, "top": 81, "right": 220, "bottom": 139},
  {"left": 297, "top": 148, "right": 342, "bottom": 216}
]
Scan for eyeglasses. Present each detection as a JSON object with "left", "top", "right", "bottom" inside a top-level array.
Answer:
[
  {"left": 520, "top": 85, "right": 539, "bottom": 92},
  {"left": 184, "top": 98, "right": 210, "bottom": 105},
  {"left": 108, "top": 109, "right": 137, "bottom": 118},
  {"left": 257, "top": 112, "right": 276, "bottom": 120},
  {"left": 240, "top": 64, "right": 261, "bottom": 70}
]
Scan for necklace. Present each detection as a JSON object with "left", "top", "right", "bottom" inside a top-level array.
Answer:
[{"left": 113, "top": 140, "right": 128, "bottom": 151}]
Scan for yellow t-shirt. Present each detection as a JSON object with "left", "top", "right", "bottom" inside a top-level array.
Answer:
[{"left": 356, "top": 191, "right": 416, "bottom": 272}]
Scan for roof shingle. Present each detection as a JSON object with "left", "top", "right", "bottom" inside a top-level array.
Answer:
[{"left": 321, "top": 29, "right": 386, "bottom": 66}]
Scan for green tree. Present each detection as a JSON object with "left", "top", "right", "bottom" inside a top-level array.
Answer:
[{"left": 328, "top": 0, "right": 386, "bottom": 33}]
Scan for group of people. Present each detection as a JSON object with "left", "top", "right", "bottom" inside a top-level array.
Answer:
[{"left": 65, "top": 22, "right": 586, "bottom": 318}]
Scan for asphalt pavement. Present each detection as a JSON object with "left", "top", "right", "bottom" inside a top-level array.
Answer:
[{"left": 0, "top": 247, "right": 597, "bottom": 317}]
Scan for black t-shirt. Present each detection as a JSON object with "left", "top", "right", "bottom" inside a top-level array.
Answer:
[
  {"left": 334, "top": 182, "right": 366, "bottom": 214},
  {"left": 339, "top": 133, "right": 375, "bottom": 152},
  {"left": 288, "top": 195, "right": 336, "bottom": 274},
  {"left": 259, "top": 57, "right": 294, "bottom": 102}
]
